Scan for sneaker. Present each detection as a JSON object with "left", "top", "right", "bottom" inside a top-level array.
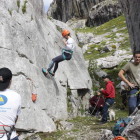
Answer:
[
  {"left": 42, "top": 68, "right": 48, "bottom": 76},
  {"left": 98, "top": 121, "right": 107, "bottom": 125},
  {"left": 49, "top": 71, "right": 55, "bottom": 76}
]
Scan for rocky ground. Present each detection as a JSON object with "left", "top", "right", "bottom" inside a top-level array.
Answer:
[{"left": 24, "top": 108, "right": 128, "bottom": 140}]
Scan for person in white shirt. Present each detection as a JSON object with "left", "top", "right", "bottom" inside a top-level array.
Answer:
[
  {"left": 42, "top": 29, "right": 75, "bottom": 76},
  {"left": 120, "top": 80, "right": 128, "bottom": 109},
  {"left": 0, "top": 68, "right": 21, "bottom": 140}
]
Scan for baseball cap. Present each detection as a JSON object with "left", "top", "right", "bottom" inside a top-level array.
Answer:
[
  {"left": 102, "top": 75, "right": 111, "bottom": 80},
  {"left": 0, "top": 68, "right": 12, "bottom": 91}
]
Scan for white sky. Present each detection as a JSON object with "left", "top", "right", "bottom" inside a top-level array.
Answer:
[{"left": 43, "top": 0, "right": 53, "bottom": 12}]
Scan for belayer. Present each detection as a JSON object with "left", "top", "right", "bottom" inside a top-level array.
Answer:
[{"left": 42, "top": 29, "right": 75, "bottom": 76}]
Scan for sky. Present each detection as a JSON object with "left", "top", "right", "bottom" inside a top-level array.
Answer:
[{"left": 43, "top": 0, "right": 53, "bottom": 12}]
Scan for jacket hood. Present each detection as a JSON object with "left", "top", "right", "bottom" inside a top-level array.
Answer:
[{"left": 106, "top": 80, "right": 114, "bottom": 85}]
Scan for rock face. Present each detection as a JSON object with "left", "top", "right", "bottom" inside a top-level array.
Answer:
[
  {"left": 47, "top": 0, "right": 122, "bottom": 27},
  {"left": 0, "top": 0, "right": 92, "bottom": 138},
  {"left": 86, "top": 0, "right": 122, "bottom": 27},
  {"left": 47, "top": 0, "right": 105, "bottom": 22},
  {"left": 122, "top": 109, "right": 140, "bottom": 140},
  {"left": 118, "top": 0, "right": 140, "bottom": 53}
]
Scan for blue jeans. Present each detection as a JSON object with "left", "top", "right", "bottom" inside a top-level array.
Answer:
[
  {"left": 101, "top": 98, "right": 114, "bottom": 123},
  {"left": 11, "top": 136, "right": 19, "bottom": 140},
  {"left": 128, "top": 89, "right": 140, "bottom": 115}
]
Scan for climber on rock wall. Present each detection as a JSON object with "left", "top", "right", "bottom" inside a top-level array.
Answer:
[{"left": 42, "top": 29, "right": 75, "bottom": 76}]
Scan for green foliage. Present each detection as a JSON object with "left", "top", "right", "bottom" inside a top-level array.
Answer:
[
  {"left": 22, "top": 0, "right": 27, "bottom": 14},
  {"left": 56, "top": 25, "right": 63, "bottom": 33},
  {"left": 78, "top": 44, "right": 83, "bottom": 48},
  {"left": 74, "top": 15, "right": 127, "bottom": 35},
  {"left": 17, "top": 0, "right": 20, "bottom": 8},
  {"left": 8, "top": 9, "right": 12, "bottom": 16},
  {"left": 31, "top": 15, "right": 33, "bottom": 20},
  {"left": 111, "top": 45, "right": 116, "bottom": 49},
  {"left": 47, "top": 16, "right": 52, "bottom": 20}
]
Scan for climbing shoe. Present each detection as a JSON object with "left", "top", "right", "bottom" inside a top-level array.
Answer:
[
  {"left": 42, "top": 68, "right": 48, "bottom": 76},
  {"left": 49, "top": 71, "right": 55, "bottom": 76}
]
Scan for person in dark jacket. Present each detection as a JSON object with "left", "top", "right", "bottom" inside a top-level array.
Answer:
[
  {"left": 99, "top": 75, "right": 115, "bottom": 124},
  {"left": 89, "top": 91, "right": 104, "bottom": 116}
]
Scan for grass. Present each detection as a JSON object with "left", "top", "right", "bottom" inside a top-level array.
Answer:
[
  {"left": 75, "top": 15, "right": 127, "bottom": 35},
  {"left": 75, "top": 14, "right": 131, "bottom": 61},
  {"left": 17, "top": 0, "right": 20, "bottom": 8},
  {"left": 22, "top": 0, "right": 27, "bottom": 14},
  {"left": 8, "top": 9, "right": 12, "bottom": 16}
]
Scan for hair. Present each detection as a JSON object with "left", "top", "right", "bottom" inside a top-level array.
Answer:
[{"left": 133, "top": 51, "right": 140, "bottom": 56}]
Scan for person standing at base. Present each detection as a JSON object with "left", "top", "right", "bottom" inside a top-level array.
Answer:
[
  {"left": 42, "top": 29, "right": 75, "bottom": 76},
  {"left": 99, "top": 75, "right": 115, "bottom": 125},
  {"left": 0, "top": 68, "right": 21, "bottom": 140},
  {"left": 118, "top": 51, "right": 140, "bottom": 115}
]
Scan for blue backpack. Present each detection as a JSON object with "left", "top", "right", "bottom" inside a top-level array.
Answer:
[{"left": 112, "top": 118, "right": 131, "bottom": 136}]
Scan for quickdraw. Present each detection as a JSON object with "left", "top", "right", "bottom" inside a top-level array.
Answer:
[{"left": 28, "top": 78, "right": 37, "bottom": 102}]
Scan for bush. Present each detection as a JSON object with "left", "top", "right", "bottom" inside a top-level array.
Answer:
[{"left": 22, "top": 1, "right": 27, "bottom": 14}]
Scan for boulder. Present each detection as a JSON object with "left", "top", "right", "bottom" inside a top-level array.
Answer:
[
  {"left": 86, "top": 0, "right": 122, "bottom": 27},
  {"left": 66, "top": 19, "right": 86, "bottom": 29},
  {"left": 76, "top": 33, "right": 94, "bottom": 45},
  {"left": 96, "top": 55, "right": 132, "bottom": 69},
  {"left": 122, "top": 109, "right": 140, "bottom": 140}
]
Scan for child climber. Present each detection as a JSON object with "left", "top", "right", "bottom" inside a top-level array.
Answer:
[{"left": 42, "top": 29, "right": 75, "bottom": 76}]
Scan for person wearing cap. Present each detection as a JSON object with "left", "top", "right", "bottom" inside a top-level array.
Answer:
[
  {"left": 89, "top": 91, "right": 104, "bottom": 116},
  {"left": 118, "top": 51, "right": 140, "bottom": 115},
  {"left": 0, "top": 68, "right": 21, "bottom": 140},
  {"left": 42, "top": 29, "right": 75, "bottom": 76},
  {"left": 99, "top": 75, "right": 115, "bottom": 124}
]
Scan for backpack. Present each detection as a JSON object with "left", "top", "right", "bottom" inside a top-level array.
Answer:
[
  {"left": 112, "top": 136, "right": 126, "bottom": 140},
  {"left": 112, "top": 117, "right": 131, "bottom": 136}
]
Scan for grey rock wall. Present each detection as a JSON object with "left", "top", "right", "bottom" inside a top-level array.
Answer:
[
  {"left": 118, "top": 0, "right": 140, "bottom": 53},
  {"left": 86, "top": 0, "right": 122, "bottom": 27},
  {"left": 47, "top": 0, "right": 105, "bottom": 22},
  {"left": 0, "top": 0, "right": 92, "bottom": 137},
  {"left": 122, "top": 109, "right": 140, "bottom": 140},
  {"left": 47, "top": 0, "right": 122, "bottom": 27}
]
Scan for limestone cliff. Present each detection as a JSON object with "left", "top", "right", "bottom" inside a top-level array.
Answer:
[
  {"left": 86, "top": 0, "right": 122, "bottom": 27},
  {"left": 0, "top": 0, "right": 92, "bottom": 138},
  {"left": 47, "top": 0, "right": 105, "bottom": 22},
  {"left": 47, "top": 0, "right": 122, "bottom": 27},
  {"left": 118, "top": 0, "right": 140, "bottom": 52}
]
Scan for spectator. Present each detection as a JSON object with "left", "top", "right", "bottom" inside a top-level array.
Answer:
[
  {"left": 99, "top": 75, "right": 115, "bottom": 124},
  {"left": 89, "top": 91, "right": 104, "bottom": 116},
  {"left": 118, "top": 51, "right": 140, "bottom": 115},
  {"left": 0, "top": 68, "right": 21, "bottom": 140}
]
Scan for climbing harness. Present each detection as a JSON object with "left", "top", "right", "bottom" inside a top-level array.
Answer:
[
  {"left": 55, "top": 41, "right": 73, "bottom": 60},
  {"left": 28, "top": 78, "right": 37, "bottom": 102},
  {"left": 0, "top": 125, "right": 15, "bottom": 140},
  {"left": 61, "top": 49, "right": 73, "bottom": 60},
  {"left": 127, "top": 86, "right": 140, "bottom": 98}
]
